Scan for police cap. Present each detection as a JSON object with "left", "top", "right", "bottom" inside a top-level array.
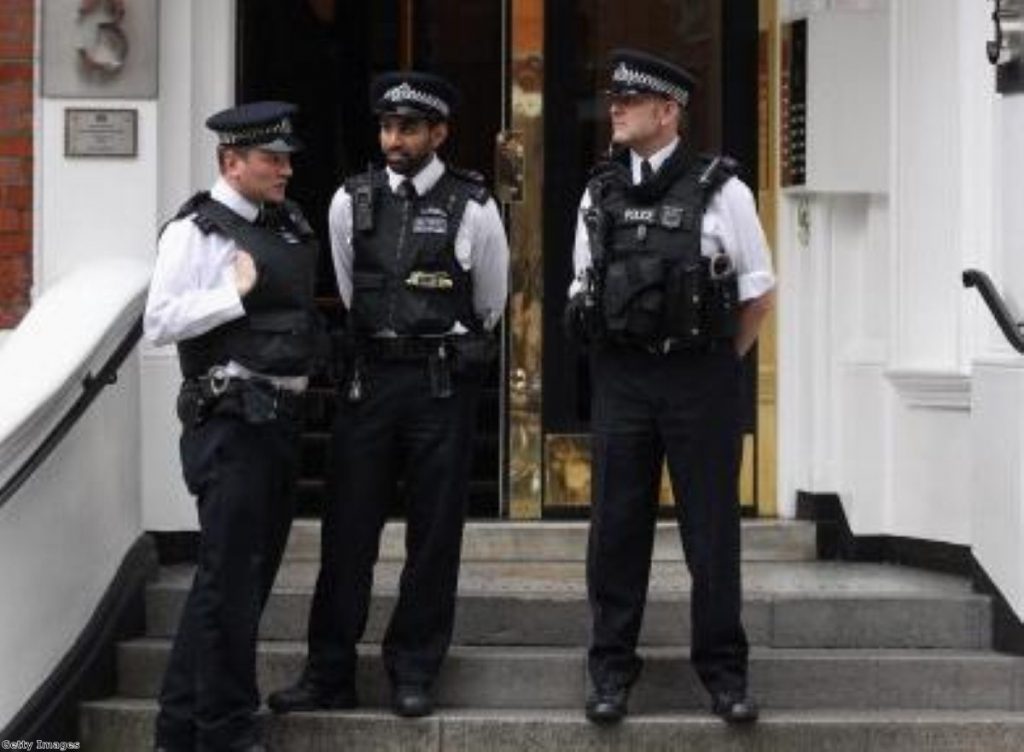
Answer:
[
  {"left": 371, "top": 71, "right": 458, "bottom": 122},
  {"left": 205, "top": 101, "right": 303, "bottom": 153},
  {"left": 607, "top": 49, "right": 697, "bottom": 107}
]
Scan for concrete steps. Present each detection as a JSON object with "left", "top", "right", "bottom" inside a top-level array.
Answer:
[
  {"left": 145, "top": 560, "right": 991, "bottom": 648},
  {"left": 116, "top": 640, "right": 1024, "bottom": 711},
  {"left": 78, "top": 521, "right": 1024, "bottom": 750},
  {"left": 282, "top": 519, "right": 820, "bottom": 562},
  {"left": 79, "top": 701, "right": 1024, "bottom": 752}
]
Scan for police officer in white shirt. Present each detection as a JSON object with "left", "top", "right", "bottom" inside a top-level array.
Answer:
[
  {"left": 145, "top": 101, "right": 319, "bottom": 752},
  {"left": 565, "top": 49, "right": 775, "bottom": 726},
  {"left": 269, "top": 72, "right": 509, "bottom": 720}
]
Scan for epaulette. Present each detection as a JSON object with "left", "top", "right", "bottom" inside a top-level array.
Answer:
[
  {"left": 586, "top": 158, "right": 629, "bottom": 200},
  {"left": 159, "top": 191, "right": 213, "bottom": 238},
  {"left": 696, "top": 154, "right": 740, "bottom": 196},
  {"left": 447, "top": 166, "right": 490, "bottom": 204},
  {"left": 344, "top": 168, "right": 381, "bottom": 196}
]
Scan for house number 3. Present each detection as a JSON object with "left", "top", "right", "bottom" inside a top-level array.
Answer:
[{"left": 77, "top": 0, "right": 129, "bottom": 76}]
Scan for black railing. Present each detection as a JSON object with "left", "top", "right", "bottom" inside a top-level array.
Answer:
[
  {"left": 963, "top": 268, "right": 1024, "bottom": 354},
  {"left": 0, "top": 316, "right": 144, "bottom": 511}
]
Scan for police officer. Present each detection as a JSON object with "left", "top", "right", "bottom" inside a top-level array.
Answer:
[
  {"left": 269, "top": 72, "right": 509, "bottom": 718},
  {"left": 145, "top": 101, "right": 320, "bottom": 752},
  {"left": 566, "top": 50, "right": 775, "bottom": 725}
]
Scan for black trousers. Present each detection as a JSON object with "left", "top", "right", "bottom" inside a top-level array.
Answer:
[
  {"left": 306, "top": 358, "right": 482, "bottom": 689},
  {"left": 155, "top": 415, "right": 299, "bottom": 752},
  {"left": 586, "top": 344, "right": 749, "bottom": 696}
]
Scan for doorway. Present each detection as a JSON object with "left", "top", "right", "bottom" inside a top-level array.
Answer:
[
  {"left": 237, "top": 0, "right": 504, "bottom": 518},
  {"left": 235, "top": 0, "right": 771, "bottom": 520}
]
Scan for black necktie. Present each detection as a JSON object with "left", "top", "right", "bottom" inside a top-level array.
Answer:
[
  {"left": 640, "top": 159, "right": 654, "bottom": 183},
  {"left": 397, "top": 179, "right": 417, "bottom": 200}
]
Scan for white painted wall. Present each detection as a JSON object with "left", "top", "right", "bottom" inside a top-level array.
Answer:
[
  {"left": 777, "top": 0, "right": 977, "bottom": 527},
  {"left": 37, "top": 99, "right": 158, "bottom": 287},
  {"left": 777, "top": 0, "right": 1024, "bottom": 618},
  {"left": 35, "top": 0, "right": 236, "bottom": 531},
  {"left": 969, "top": 35, "right": 1024, "bottom": 619}
]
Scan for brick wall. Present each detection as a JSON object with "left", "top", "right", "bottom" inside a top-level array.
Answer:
[{"left": 0, "top": 0, "right": 32, "bottom": 329}]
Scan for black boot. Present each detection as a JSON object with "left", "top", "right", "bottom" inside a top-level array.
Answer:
[
  {"left": 391, "top": 683, "right": 434, "bottom": 718},
  {"left": 585, "top": 685, "right": 630, "bottom": 725},
  {"left": 711, "top": 690, "right": 759, "bottom": 724},
  {"left": 267, "top": 673, "right": 357, "bottom": 714}
]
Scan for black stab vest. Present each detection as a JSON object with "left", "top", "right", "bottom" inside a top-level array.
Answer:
[
  {"left": 587, "top": 147, "right": 738, "bottom": 345},
  {"left": 170, "top": 193, "right": 320, "bottom": 378},
  {"left": 347, "top": 168, "right": 487, "bottom": 335}
]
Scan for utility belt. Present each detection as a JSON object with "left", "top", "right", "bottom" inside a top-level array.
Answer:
[
  {"left": 338, "top": 333, "right": 498, "bottom": 403},
  {"left": 176, "top": 367, "right": 305, "bottom": 428},
  {"left": 600, "top": 252, "right": 738, "bottom": 350}
]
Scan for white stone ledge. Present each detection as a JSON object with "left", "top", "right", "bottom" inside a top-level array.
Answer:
[{"left": 885, "top": 368, "right": 972, "bottom": 410}]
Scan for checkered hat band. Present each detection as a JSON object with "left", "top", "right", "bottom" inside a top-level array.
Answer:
[
  {"left": 382, "top": 82, "right": 450, "bottom": 117},
  {"left": 218, "top": 118, "right": 293, "bottom": 145},
  {"left": 613, "top": 63, "right": 689, "bottom": 105}
]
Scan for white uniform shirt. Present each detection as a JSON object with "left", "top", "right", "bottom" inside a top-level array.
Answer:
[
  {"left": 327, "top": 153, "right": 509, "bottom": 333},
  {"left": 144, "top": 177, "right": 307, "bottom": 390},
  {"left": 569, "top": 138, "right": 776, "bottom": 302}
]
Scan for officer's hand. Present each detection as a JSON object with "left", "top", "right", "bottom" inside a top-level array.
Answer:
[{"left": 234, "top": 250, "right": 258, "bottom": 297}]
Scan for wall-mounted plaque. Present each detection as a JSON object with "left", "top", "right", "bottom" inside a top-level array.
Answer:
[
  {"left": 43, "top": 0, "right": 159, "bottom": 99},
  {"left": 65, "top": 108, "right": 138, "bottom": 157}
]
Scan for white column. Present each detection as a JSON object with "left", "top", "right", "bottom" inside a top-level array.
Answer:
[{"left": 142, "top": 0, "right": 236, "bottom": 531}]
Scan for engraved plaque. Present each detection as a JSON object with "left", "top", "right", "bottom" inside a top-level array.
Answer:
[{"left": 65, "top": 108, "right": 138, "bottom": 157}]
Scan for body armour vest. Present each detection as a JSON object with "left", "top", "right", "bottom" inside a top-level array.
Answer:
[
  {"left": 346, "top": 167, "right": 488, "bottom": 335},
  {"left": 586, "top": 147, "right": 739, "bottom": 346},
  {"left": 169, "top": 193, "right": 320, "bottom": 378}
]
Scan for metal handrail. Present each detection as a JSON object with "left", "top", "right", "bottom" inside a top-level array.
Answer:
[
  {"left": 0, "top": 316, "right": 143, "bottom": 510},
  {"left": 962, "top": 268, "right": 1024, "bottom": 354}
]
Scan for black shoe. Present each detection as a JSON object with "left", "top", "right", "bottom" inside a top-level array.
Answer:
[
  {"left": 711, "top": 690, "right": 759, "bottom": 724},
  {"left": 392, "top": 684, "right": 434, "bottom": 718},
  {"left": 585, "top": 685, "right": 630, "bottom": 725},
  {"left": 267, "top": 678, "right": 357, "bottom": 714}
]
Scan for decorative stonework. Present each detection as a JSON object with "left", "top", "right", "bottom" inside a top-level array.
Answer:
[{"left": 886, "top": 369, "right": 972, "bottom": 411}]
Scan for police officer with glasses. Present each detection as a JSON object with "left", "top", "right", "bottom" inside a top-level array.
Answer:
[
  {"left": 565, "top": 49, "right": 775, "bottom": 726},
  {"left": 269, "top": 71, "right": 508, "bottom": 719},
  {"left": 145, "top": 101, "right": 320, "bottom": 752}
]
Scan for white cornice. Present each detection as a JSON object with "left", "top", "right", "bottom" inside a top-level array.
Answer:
[{"left": 885, "top": 368, "right": 971, "bottom": 410}]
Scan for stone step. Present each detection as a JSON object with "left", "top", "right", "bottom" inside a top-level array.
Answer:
[
  {"left": 79, "top": 701, "right": 1024, "bottom": 752},
  {"left": 145, "top": 561, "right": 991, "bottom": 649},
  {"left": 283, "top": 519, "right": 819, "bottom": 562},
  {"left": 117, "top": 640, "right": 1024, "bottom": 711}
]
